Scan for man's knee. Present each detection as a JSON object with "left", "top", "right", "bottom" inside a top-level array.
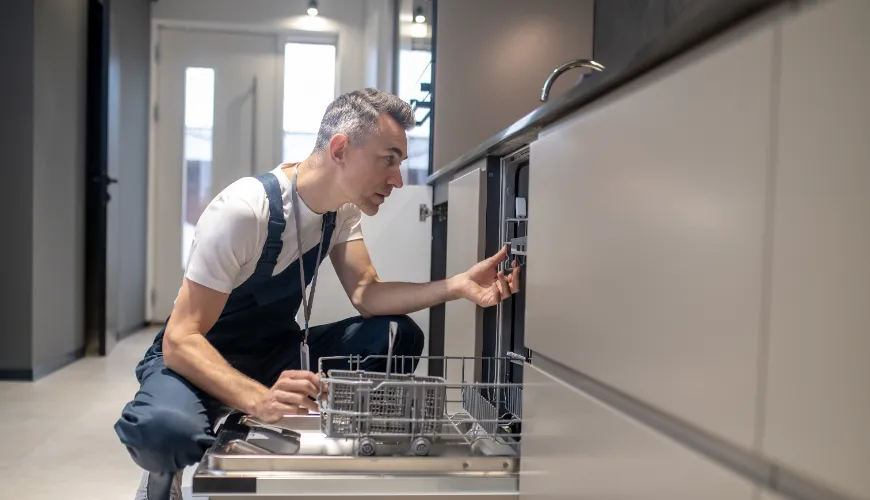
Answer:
[
  {"left": 114, "top": 402, "right": 214, "bottom": 473},
  {"left": 390, "top": 314, "right": 425, "bottom": 357}
]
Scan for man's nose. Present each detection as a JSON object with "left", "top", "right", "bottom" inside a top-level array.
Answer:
[{"left": 388, "top": 168, "right": 404, "bottom": 189}]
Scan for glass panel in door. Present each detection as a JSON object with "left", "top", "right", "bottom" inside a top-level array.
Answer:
[
  {"left": 182, "top": 67, "right": 215, "bottom": 269},
  {"left": 282, "top": 42, "right": 336, "bottom": 162}
]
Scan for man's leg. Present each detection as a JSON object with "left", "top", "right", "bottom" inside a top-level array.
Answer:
[
  {"left": 114, "top": 355, "right": 219, "bottom": 500},
  {"left": 311, "top": 314, "right": 425, "bottom": 374},
  {"left": 263, "top": 314, "right": 426, "bottom": 380}
]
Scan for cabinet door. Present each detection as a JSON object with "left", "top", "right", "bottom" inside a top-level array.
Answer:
[
  {"left": 762, "top": 1, "right": 870, "bottom": 498},
  {"left": 443, "top": 165, "right": 486, "bottom": 405},
  {"left": 519, "top": 363, "right": 756, "bottom": 500},
  {"left": 525, "top": 22, "right": 777, "bottom": 448}
]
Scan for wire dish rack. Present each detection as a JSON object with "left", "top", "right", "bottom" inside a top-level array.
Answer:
[{"left": 316, "top": 323, "right": 524, "bottom": 457}]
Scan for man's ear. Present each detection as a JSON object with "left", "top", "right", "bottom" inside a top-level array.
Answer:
[{"left": 328, "top": 134, "right": 350, "bottom": 165}]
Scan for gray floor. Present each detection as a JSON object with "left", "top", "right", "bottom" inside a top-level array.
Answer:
[{"left": 0, "top": 328, "right": 162, "bottom": 499}]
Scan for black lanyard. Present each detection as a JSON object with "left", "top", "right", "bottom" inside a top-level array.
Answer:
[{"left": 291, "top": 167, "right": 326, "bottom": 372}]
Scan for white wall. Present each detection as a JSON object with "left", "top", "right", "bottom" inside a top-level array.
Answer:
[
  {"left": 363, "top": 0, "right": 395, "bottom": 91},
  {"left": 152, "top": 0, "right": 371, "bottom": 94}
]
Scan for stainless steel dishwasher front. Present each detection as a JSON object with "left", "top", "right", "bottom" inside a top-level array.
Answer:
[{"left": 192, "top": 413, "right": 519, "bottom": 499}]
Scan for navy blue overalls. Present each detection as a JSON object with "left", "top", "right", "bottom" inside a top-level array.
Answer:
[{"left": 114, "top": 172, "right": 424, "bottom": 499}]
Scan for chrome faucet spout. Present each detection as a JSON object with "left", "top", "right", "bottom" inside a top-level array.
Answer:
[{"left": 540, "top": 59, "right": 605, "bottom": 102}]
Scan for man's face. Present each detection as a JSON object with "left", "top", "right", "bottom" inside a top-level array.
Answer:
[{"left": 337, "top": 114, "right": 408, "bottom": 216}]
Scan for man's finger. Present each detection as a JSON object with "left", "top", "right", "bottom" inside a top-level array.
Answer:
[
  {"left": 275, "top": 390, "right": 320, "bottom": 412},
  {"left": 283, "top": 370, "right": 320, "bottom": 382},
  {"left": 490, "top": 281, "right": 502, "bottom": 305},
  {"left": 279, "top": 370, "right": 309, "bottom": 380},
  {"left": 273, "top": 402, "right": 307, "bottom": 416},
  {"left": 275, "top": 378, "right": 319, "bottom": 399},
  {"left": 509, "top": 267, "right": 520, "bottom": 293},
  {"left": 489, "top": 244, "right": 509, "bottom": 263},
  {"left": 497, "top": 271, "right": 510, "bottom": 300}
]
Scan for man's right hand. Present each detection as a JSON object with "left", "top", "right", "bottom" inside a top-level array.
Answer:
[{"left": 252, "top": 370, "right": 324, "bottom": 424}]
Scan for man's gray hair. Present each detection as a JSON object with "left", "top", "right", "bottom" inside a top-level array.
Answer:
[{"left": 313, "top": 88, "right": 416, "bottom": 153}]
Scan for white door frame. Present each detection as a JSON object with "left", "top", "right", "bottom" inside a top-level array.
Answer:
[{"left": 145, "top": 20, "right": 340, "bottom": 322}]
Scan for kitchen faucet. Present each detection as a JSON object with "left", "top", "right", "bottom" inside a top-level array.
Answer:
[{"left": 540, "top": 59, "right": 605, "bottom": 102}]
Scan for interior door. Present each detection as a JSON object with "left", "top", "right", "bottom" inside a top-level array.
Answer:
[
  {"left": 151, "top": 27, "right": 279, "bottom": 321},
  {"left": 307, "top": 184, "right": 433, "bottom": 375}
]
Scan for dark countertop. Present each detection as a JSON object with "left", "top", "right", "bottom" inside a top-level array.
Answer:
[{"left": 426, "top": 0, "right": 787, "bottom": 186}]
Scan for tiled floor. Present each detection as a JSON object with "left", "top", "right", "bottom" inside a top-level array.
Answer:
[{"left": 0, "top": 328, "right": 159, "bottom": 500}]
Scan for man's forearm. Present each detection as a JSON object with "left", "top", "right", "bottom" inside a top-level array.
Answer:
[
  {"left": 355, "top": 275, "right": 464, "bottom": 317},
  {"left": 163, "top": 330, "right": 267, "bottom": 414}
]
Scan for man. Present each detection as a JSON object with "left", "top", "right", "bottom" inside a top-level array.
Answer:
[{"left": 115, "top": 88, "right": 520, "bottom": 499}]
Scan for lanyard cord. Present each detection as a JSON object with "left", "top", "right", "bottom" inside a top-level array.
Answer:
[{"left": 291, "top": 167, "right": 326, "bottom": 371}]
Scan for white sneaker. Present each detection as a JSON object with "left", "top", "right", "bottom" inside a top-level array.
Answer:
[{"left": 134, "top": 471, "right": 183, "bottom": 500}]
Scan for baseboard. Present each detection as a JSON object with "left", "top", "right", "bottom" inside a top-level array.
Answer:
[
  {"left": 0, "top": 368, "right": 34, "bottom": 381},
  {"left": 0, "top": 346, "right": 87, "bottom": 381}
]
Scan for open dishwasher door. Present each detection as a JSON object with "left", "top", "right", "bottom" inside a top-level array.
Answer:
[{"left": 193, "top": 351, "right": 522, "bottom": 499}]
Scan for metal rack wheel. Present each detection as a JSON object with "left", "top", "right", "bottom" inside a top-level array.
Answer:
[
  {"left": 358, "top": 437, "right": 377, "bottom": 456},
  {"left": 411, "top": 437, "right": 431, "bottom": 456}
]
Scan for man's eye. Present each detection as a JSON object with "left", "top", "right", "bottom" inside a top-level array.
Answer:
[{"left": 383, "top": 156, "right": 396, "bottom": 165}]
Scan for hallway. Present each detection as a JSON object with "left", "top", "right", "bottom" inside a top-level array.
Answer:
[{"left": 0, "top": 328, "right": 159, "bottom": 499}]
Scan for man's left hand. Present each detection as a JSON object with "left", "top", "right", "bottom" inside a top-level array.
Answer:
[{"left": 453, "top": 245, "right": 521, "bottom": 308}]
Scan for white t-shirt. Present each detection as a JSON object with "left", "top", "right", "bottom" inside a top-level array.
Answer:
[{"left": 184, "top": 165, "right": 364, "bottom": 294}]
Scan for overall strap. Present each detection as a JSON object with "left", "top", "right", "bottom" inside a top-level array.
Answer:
[{"left": 251, "top": 172, "right": 286, "bottom": 281}]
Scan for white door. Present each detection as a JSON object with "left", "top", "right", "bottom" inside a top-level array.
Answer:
[{"left": 150, "top": 27, "right": 280, "bottom": 321}]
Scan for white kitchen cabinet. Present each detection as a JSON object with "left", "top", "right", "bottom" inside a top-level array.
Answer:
[
  {"left": 443, "top": 164, "right": 486, "bottom": 408},
  {"left": 519, "top": 363, "right": 756, "bottom": 500},
  {"left": 758, "top": 492, "right": 787, "bottom": 500},
  {"left": 761, "top": 1, "right": 870, "bottom": 498},
  {"left": 525, "top": 20, "right": 777, "bottom": 448}
]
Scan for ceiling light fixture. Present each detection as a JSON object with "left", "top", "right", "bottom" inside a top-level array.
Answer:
[
  {"left": 307, "top": 0, "right": 318, "bottom": 17},
  {"left": 414, "top": 5, "right": 426, "bottom": 24}
]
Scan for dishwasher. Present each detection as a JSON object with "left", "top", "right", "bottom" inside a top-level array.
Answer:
[
  {"left": 192, "top": 354, "right": 521, "bottom": 499},
  {"left": 192, "top": 146, "right": 532, "bottom": 499}
]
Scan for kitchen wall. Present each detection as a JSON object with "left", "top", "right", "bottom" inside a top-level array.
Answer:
[
  {"left": 151, "top": 0, "right": 375, "bottom": 95},
  {"left": 0, "top": 0, "right": 36, "bottom": 377},
  {"left": 0, "top": 0, "right": 89, "bottom": 380},
  {"left": 432, "top": 0, "right": 595, "bottom": 171},
  {"left": 31, "top": 0, "right": 90, "bottom": 377}
]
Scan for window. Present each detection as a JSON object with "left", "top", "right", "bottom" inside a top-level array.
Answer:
[
  {"left": 397, "top": 49, "right": 432, "bottom": 185},
  {"left": 182, "top": 67, "right": 215, "bottom": 269},
  {"left": 282, "top": 42, "right": 337, "bottom": 163}
]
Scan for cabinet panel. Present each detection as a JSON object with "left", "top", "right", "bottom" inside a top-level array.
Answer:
[
  {"left": 519, "top": 364, "right": 756, "bottom": 500},
  {"left": 525, "top": 23, "right": 776, "bottom": 448},
  {"left": 762, "top": 1, "right": 870, "bottom": 498},
  {"left": 759, "top": 493, "right": 787, "bottom": 500},
  {"left": 444, "top": 166, "right": 485, "bottom": 406}
]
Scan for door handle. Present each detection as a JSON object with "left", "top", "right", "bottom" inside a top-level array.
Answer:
[
  {"left": 92, "top": 174, "right": 118, "bottom": 185},
  {"left": 251, "top": 76, "right": 257, "bottom": 174}
]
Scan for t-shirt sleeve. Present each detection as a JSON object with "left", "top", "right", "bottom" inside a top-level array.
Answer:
[
  {"left": 334, "top": 205, "right": 364, "bottom": 245},
  {"left": 184, "top": 195, "right": 261, "bottom": 294}
]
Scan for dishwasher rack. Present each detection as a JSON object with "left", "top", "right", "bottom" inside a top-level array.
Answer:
[{"left": 316, "top": 352, "right": 524, "bottom": 457}]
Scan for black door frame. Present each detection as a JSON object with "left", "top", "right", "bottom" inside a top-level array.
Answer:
[{"left": 84, "top": 0, "right": 112, "bottom": 356}]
